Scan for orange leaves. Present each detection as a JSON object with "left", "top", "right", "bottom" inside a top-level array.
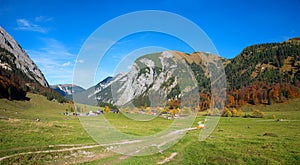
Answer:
[
  {"left": 226, "top": 81, "right": 300, "bottom": 108},
  {"left": 227, "top": 94, "right": 235, "bottom": 107}
]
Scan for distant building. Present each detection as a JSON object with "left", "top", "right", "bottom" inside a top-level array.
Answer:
[
  {"left": 86, "top": 111, "right": 96, "bottom": 116},
  {"left": 96, "top": 110, "right": 104, "bottom": 114},
  {"left": 110, "top": 109, "right": 119, "bottom": 113}
]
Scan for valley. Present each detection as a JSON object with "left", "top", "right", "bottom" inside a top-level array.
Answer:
[
  {"left": 0, "top": 93, "right": 299, "bottom": 164},
  {"left": 0, "top": 12, "right": 300, "bottom": 164}
]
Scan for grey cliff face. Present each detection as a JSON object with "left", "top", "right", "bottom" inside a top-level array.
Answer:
[
  {"left": 0, "top": 26, "right": 49, "bottom": 87},
  {"left": 92, "top": 51, "right": 199, "bottom": 106}
]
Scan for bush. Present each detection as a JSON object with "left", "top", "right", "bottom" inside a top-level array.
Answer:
[
  {"left": 252, "top": 109, "right": 265, "bottom": 118},
  {"left": 104, "top": 106, "right": 110, "bottom": 113},
  {"left": 221, "top": 108, "right": 242, "bottom": 117},
  {"left": 236, "top": 109, "right": 243, "bottom": 117},
  {"left": 243, "top": 109, "right": 264, "bottom": 118},
  {"left": 223, "top": 110, "right": 232, "bottom": 117},
  {"left": 231, "top": 108, "right": 237, "bottom": 117}
]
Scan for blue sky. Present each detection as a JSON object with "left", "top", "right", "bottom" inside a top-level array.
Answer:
[{"left": 1, "top": 0, "right": 300, "bottom": 88}]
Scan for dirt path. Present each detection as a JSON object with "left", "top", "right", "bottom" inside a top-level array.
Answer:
[
  {"left": 0, "top": 139, "right": 146, "bottom": 162},
  {"left": 0, "top": 144, "right": 102, "bottom": 161},
  {"left": 157, "top": 152, "right": 178, "bottom": 164},
  {"left": 1, "top": 127, "right": 198, "bottom": 163}
]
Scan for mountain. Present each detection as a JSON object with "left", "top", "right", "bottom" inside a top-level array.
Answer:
[
  {"left": 223, "top": 38, "right": 300, "bottom": 106},
  {"left": 0, "top": 26, "right": 48, "bottom": 87},
  {"left": 50, "top": 84, "right": 85, "bottom": 97},
  {"left": 225, "top": 38, "right": 300, "bottom": 89},
  {"left": 0, "top": 26, "right": 67, "bottom": 102},
  {"left": 74, "top": 51, "right": 224, "bottom": 107},
  {"left": 73, "top": 74, "right": 125, "bottom": 105},
  {"left": 74, "top": 38, "right": 300, "bottom": 109}
]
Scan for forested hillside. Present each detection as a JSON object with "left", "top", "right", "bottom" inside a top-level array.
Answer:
[
  {"left": 223, "top": 39, "right": 300, "bottom": 108},
  {"left": 0, "top": 47, "right": 68, "bottom": 102},
  {"left": 0, "top": 27, "right": 68, "bottom": 103}
]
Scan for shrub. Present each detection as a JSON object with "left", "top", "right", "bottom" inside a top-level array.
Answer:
[
  {"left": 223, "top": 110, "right": 232, "bottom": 117},
  {"left": 231, "top": 108, "right": 237, "bottom": 117},
  {"left": 104, "top": 106, "right": 110, "bottom": 113},
  {"left": 236, "top": 109, "right": 243, "bottom": 117},
  {"left": 252, "top": 109, "right": 265, "bottom": 118},
  {"left": 243, "top": 109, "right": 264, "bottom": 118},
  {"left": 221, "top": 108, "right": 242, "bottom": 117}
]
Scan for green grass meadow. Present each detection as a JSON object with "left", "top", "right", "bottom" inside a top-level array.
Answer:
[{"left": 0, "top": 93, "right": 299, "bottom": 164}]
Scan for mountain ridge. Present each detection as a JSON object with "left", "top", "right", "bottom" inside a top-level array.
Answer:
[
  {"left": 72, "top": 37, "right": 300, "bottom": 109},
  {"left": 50, "top": 84, "right": 85, "bottom": 96},
  {"left": 0, "top": 26, "right": 68, "bottom": 102},
  {"left": 0, "top": 26, "right": 49, "bottom": 87},
  {"left": 74, "top": 50, "right": 222, "bottom": 107}
]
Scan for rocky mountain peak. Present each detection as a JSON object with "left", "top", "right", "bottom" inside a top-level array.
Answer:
[{"left": 0, "top": 26, "right": 49, "bottom": 87}]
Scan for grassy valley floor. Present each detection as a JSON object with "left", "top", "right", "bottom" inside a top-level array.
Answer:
[{"left": 0, "top": 93, "right": 299, "bottom": 164}]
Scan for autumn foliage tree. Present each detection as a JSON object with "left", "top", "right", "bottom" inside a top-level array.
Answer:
[{"left": 104, "top": 106, "right": 110, "bottom": 113}]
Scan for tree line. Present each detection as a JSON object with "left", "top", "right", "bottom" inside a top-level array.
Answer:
[{"left": 0, "top": 47, "right": 68, "bottom": 103}]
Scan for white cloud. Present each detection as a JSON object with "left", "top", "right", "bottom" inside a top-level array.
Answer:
[
  {"left": 15, "top": 18, "right": 49, "bottom": 33},
  {"left": 62, "top": 61, "right": 71, "bottom": 67},
  {"left": 26, "top": 38, "right": 76, "bottom": 85},
  {"left": 34, "top": 16, "right": 53, "bottom": 22},
  {"left": 18, "top": 19, "right": 30, "bottom": 27}
]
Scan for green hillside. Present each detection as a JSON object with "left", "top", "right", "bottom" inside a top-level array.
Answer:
[{"left": 225, "top": 39, "right": 300, "bottom": 89}]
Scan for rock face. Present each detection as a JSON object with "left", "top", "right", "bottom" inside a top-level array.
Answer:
[
  {"left": 76, "top": 38, "right": 300, "bottom": 107},
  {"left": 72, "top": 38, "right": 300, "bottom": 108},
  {"left": 105, "top": 51, "right": 197, "bottom": 106},
  {"left": 0, "top": 26, "right": 49, "bottom": 87},
  {"left": 75, "top": 51, "right": 223, "bottom": 107}
]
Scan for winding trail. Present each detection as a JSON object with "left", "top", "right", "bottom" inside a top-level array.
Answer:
[
  {"left": 0, "top": 139, "right": 147, "bottom": 161},
  {"left": 0, "top": 127, "right": 199, "bottom": 163},
  {"left": 0, "top": 144, "right": 102, "bottom": 161},
  {"left": 157, "top": 152, "right": 178, "bottom": 164},
  {"left": 0, "top": 140, "right": 144, "bottom": 162}
]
